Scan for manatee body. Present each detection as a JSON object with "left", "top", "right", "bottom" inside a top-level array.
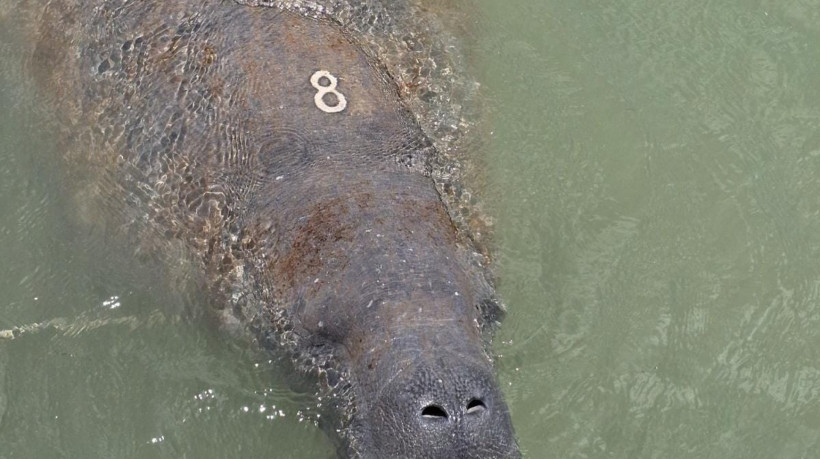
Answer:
[{"left": 16, "top": 0, "right": 518, "bottom": 456}]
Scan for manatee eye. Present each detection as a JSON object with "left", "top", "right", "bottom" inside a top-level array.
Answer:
[
  {"left": 421, "top": 404, "right": 448, "bottom": 419},
  {"left": 466, "top": 398, "right": 486, "bottom": 414}
]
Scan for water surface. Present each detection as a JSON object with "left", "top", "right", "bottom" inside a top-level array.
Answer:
[
  {"left": 2, "top": 0, "right": 820, "bottom": 457},
  {"left": 479, "top": 0, "right": 820, "bottom": 457}
]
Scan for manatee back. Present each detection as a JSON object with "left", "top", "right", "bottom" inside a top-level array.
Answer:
[
  {"left": 12, "top": 1, "right": 438, "bottom": 256},
  {"left": 239, "top": 0, "right": 493, "bottom": 252}
]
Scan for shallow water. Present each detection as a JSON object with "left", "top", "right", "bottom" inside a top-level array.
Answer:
[
  {"left": 2, "top": 0, "right": 820, "bottom": 458},
  {"left": 479, "top": 0, "right": 820, "bottom": 457}
]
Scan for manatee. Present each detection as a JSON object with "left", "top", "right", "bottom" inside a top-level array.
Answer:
[{"left": 7, "top": 0, "right": 519, "bottom": 456}]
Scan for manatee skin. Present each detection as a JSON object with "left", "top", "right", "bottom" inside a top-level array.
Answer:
[{"left": 19, "top": 0, "right": 519, "bottom": 457}]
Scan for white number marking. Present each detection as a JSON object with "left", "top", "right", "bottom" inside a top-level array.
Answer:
[{"left": 310, "top": 70, "right": 347, "bottom": 113}]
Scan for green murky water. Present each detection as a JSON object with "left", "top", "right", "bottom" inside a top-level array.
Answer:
[{"left": 2, "top": 0, "right": 820, "bottom": 457}]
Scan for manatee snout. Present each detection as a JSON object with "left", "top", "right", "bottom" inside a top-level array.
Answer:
[{"left": 351, "top": 350, "right": 520, "bottom": 458}]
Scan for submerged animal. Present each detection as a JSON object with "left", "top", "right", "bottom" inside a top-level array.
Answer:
[{"left": 7, "top": 0, "right": 519, "bottom": 456}]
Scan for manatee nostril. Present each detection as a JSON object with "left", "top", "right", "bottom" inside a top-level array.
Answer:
[
  {"left": 465, "top": 398, "right": 487, "bottom": 415},
  {"left": 421, "top": 404, "right": 448, "bottom": 419}
]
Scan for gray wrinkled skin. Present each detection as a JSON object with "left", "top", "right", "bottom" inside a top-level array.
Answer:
[{"left": 3, "top": 1, "right": 519, "bottom": 457}]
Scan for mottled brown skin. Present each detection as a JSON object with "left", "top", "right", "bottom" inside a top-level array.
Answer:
[{"left": 15, "top": 0, "right": 519, "bottom": 457}]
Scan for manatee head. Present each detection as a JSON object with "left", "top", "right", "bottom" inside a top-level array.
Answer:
[
  {"left": 354, "top": 358, "right": 519, "bottom": 458},
  {"left": 342, "top": 312, "right": 520, "bottom": 459}
]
